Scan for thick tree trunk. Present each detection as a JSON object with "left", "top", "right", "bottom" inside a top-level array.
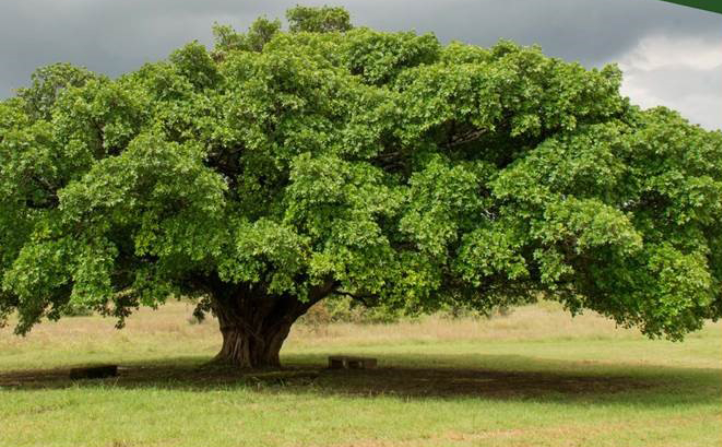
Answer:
[
  {"left": 210, "top": 282, "right": 334, "bottom": 369},
  {"left": 214, "top": 314, "right": 292, "bottom": 368}
]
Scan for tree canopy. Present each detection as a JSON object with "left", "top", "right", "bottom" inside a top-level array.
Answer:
[{"left": 1, "top": 6, "right": 721, "bottom": 367}]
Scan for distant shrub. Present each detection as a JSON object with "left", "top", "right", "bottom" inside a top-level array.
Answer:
[
  {"left": 300, "top": 296, "right": 403, "bottom": 326},
  {"left": 59, "top": 304, "right": 94, "bottom": 317},
  {"left": 299, "top": 297, "right": 515, "bottom": 327}
]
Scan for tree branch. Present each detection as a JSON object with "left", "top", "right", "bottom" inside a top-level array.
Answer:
[
  {"left": 446, "top": 128, "right": 488, "bottom": 148},
  {"left": 334, "top": 290, "right": 379, "bottom": 307}
]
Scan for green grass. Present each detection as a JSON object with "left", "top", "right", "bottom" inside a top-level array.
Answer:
[{"left": 1, "top": 303, "right": 721, "bottom": 446}]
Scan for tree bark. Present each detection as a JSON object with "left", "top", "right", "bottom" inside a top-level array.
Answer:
[
  {"left": 214, "top": 309, "right": 292, "bottom": 368},
  {"left": 210, "top": 282, "right": 334, "bottom": 369}
]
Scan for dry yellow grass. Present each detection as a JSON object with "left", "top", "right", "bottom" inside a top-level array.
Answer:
[
  {"left": 1, "top": 300, "right": 719, "bottom": 371},
  {"left": 0, "top": 301, "right": 630, "bottom": 356},
  {"left": 292, "top": 302, "right": 633, "bottom": 347}
]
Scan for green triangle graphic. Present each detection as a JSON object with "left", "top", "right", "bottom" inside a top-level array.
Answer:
[{"left": 658, "top": 0, "right": 722, "bottom": 14}]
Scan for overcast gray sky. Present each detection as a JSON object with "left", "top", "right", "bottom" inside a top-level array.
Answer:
[{"left": 1, "top": 0, "right": 720, "bottom": 129}]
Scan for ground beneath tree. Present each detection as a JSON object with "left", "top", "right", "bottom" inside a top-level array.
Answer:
[
  {"left": 1, "top": 304, "right": 720, "bottom": 446},
  {"left": 0, "top": 361, "right": 654, "bottom": 399}
]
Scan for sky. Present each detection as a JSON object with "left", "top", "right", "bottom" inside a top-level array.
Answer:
[{"left": 1, "top": 0, "right": 720, "bottom": 130}]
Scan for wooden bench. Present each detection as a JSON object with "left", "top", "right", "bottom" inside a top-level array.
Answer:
[{"left": 328, "top": 355, "right": 377, "bottom": 369}]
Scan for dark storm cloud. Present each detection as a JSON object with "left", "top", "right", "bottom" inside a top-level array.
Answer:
[{"left": 1, "top": 0, "right": 721, "bottom": 127}]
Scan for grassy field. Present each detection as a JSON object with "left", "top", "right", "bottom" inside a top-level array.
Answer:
[{"left": 1, "top": 302, "right": 720, "bottom": 447}]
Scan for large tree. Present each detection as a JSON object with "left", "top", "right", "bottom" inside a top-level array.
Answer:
[{"left": 1, "top": 6, "right": 721, "bottom": 368}]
